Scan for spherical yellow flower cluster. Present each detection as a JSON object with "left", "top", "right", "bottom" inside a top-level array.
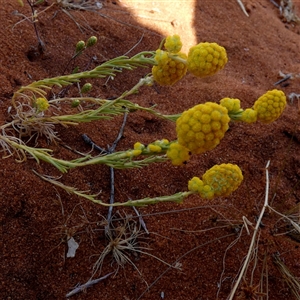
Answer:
[
  {"left": 166, "top": 142, "right": 190, "bottom": 166},
  {"left": 240, "top": 108, "right": 257, "bottom": 123},
  {"left": 219, "top": 90, "right": 286, "bottom": 124},
  {"left": 176, "top": 102, "right": 230, "bottom": 154},
  {"left": 202, "top": 163, "right": 243, "bottom": 197},
  {"left": 188, "top": 163, "right": 243, "bottom": 199},
  {"left": 187, "top": 42, "right": 228, "bottom": 78},
  {"left": 35, "top": 97, "right": 49, "bottom": 112},
  {"left": 188, "top": 177, "right": 214, "bottom": 199},
  {"left": 164, "top": 34, "right": 182, "bottom": 53},
  {"left": 152, "top": 35, "right": 228, "bottom": 86},
  {"left": 253, "top": 89, "right": 286, "bottom": 123},
  {"left": 152, "top": 49, "right": 188, "bottom": 86},
  {"left": 219, "top": 98, "right": 241, "bottom": 113}
]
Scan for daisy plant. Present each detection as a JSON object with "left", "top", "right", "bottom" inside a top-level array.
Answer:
[{"left": 1, "top": 34, "right": 287, "bottom": 206}]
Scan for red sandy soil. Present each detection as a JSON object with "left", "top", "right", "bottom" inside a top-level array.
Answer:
[{"left": 1, "top": 0, "right": 300, "bottom": 299}]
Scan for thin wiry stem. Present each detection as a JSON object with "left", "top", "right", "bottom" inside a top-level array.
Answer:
[
  {"left": 217, "top": 224, "right": 245, "bottom": 299},
  {"left": 106, "top": 112, "right": 129, "bottom": 229},
  {"left": 273, "top": 253, "right": 300, "bottom": 299},
  {"left": 65, "top": 272, "right": 114, "bottom": 298},
  {"left": 228, "top": 160, "right": 270, "bottom": 300},
  {"left": 33, "top": 170, "right": 193, "bottom": 207}
]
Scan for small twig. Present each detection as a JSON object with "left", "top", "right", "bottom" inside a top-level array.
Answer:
[
  {"left": 106, "top": 165, "right": 115, "bottom": 231},
  {"left": 106, "top": 112, "right": 128, "bottom": 229},
  {"left": 274, "top": 74, "right": 291, "bottom": 85},
  {"left": 133, "top": 206, "right": 149, "bottom": 234},
  {"left": 109, "top": 112, "right": 128, "bottom": 153},
  {"left": 26, "top": 0, "right": 45, "bottom": 52},
  {"left": 236, "top": 0, "right": 249, "bottom": 17},
  {"left": 82, "top": 112, "right": 129, "bottom": 231},
  {"left": 123, "top": 33, "right": 144, "bottom": 56},
  {"left": 65, "top": 272, "right": 114, "bottom": 297},
  {"left": 82, "top": 134, "right": 108, "bottom": 154},
  {"left": 270, "top": 0, "right": 280, "bottom": 8},
  {"left": 242, "top": 216, "right": 253, "bottom": 235}
]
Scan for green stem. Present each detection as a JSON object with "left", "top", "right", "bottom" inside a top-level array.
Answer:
[
  {"left": 34, "top": 169, "right": 194, "bottom": 206},
  {"left": 168, "top": 53, "right": 188, "bottom": 65},
  {"left": 12, "top": 53, "right": 157, "bottom": 108},
  {"left": 4, "top": 136, "right": 169, "bottom": 172},
  {"left": 117, "top": 191, "right": 193, "bottom": 206},
  {"left": 227, "top": 110, "right": 244, "bottom": 121}
]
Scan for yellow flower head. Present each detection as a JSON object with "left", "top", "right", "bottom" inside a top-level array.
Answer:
[
  {"left": 164, "top": 34, "right": 183, "bottom": 53},
  {"left": 176, "top": 102, "right": 230, "bottom": 154},
  {"left": 155, "top": 139, "right": 170, "bottom": 147},
  {"left": 126, "top": 149, "right": 142, "bottom": 158},
  {"left": 253, "top": 89, "right": 286, "bottom": 123},
  {"left": 166, "top": 142, "right": 190, "bottom": 166},
  {"left": 147, "top": 144, "right": 162, "bottom": 153},
  {"left": 187, "top": 42, "right": 227, "bottom": 78},
  {"left": 35, "top": 97, "right": 49, "bottom": 112},
  {"left": 240, "top": 108, "right": 257, "bottom": 123},
  {"left": 219, "top": 98, "right": 241, "bottom": 113},
  {"left": 188, "top": 177, "right": 214, "bottom": 199},
  {"left": 152, "top": 49, "right": 187, "bottom": 85},
  {"left": 202, "top": 163, "right": 243, "bottom": 197},
  {"left": 188, "top": 176, "right": 204, "bottom": 193},
  {"left": 134, "top": 142, "right": 145, "bottom": 151}
]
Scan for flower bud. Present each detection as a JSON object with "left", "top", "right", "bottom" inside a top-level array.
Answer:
[
  {"left": 81, "top": 83, "right": 92, "bottom": 94},
  {"left": 71, "top": 99, "right": 80, "bottom": 108},
  {"left": 86, "top": 36, "right": 97, "bottom": 48},
  {"left": 164, "top": 34, "right": 182, "bottom": 53},
  {"left": 75, "top": 40, "right": 86, "bottom": 53}
]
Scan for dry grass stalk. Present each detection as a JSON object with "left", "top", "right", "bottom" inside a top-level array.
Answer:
[{"left": 273, "top": 253, "right": 300, "bottom": 299}]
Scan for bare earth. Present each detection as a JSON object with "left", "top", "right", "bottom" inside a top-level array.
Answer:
[{"left": 1, "top": 0, "right": 300, "bottom": 299}]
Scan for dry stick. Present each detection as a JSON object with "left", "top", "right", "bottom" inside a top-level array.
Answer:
[
  {"left": 228, "top": 160, "right": 270, "bottom": 300},
  {"left": 106, "top": 112, "right": 128, "bottom": 230},
  {"left": 26, "top": 0, "right": 45, "bottom": 52},
  {"left": 274, "top": 74, "right": 291, "bottom": 86},
  {"left": 65, "top": 271, "right": 114, "bottom": 297},
  {"left": 133, "top": 206, "right": 149, "bottom": 234},
  {"left": 270, "top": 0, "right": 280, "bottom": 8},
  {"left": 82, "top": 112, "right": 128, "bottom": 230},
  {"left": 236, "top": 0, "right": 249, "bottom": 17},
  {"left": 82, "top": 134, "right": 107, "bottom": 154}
]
